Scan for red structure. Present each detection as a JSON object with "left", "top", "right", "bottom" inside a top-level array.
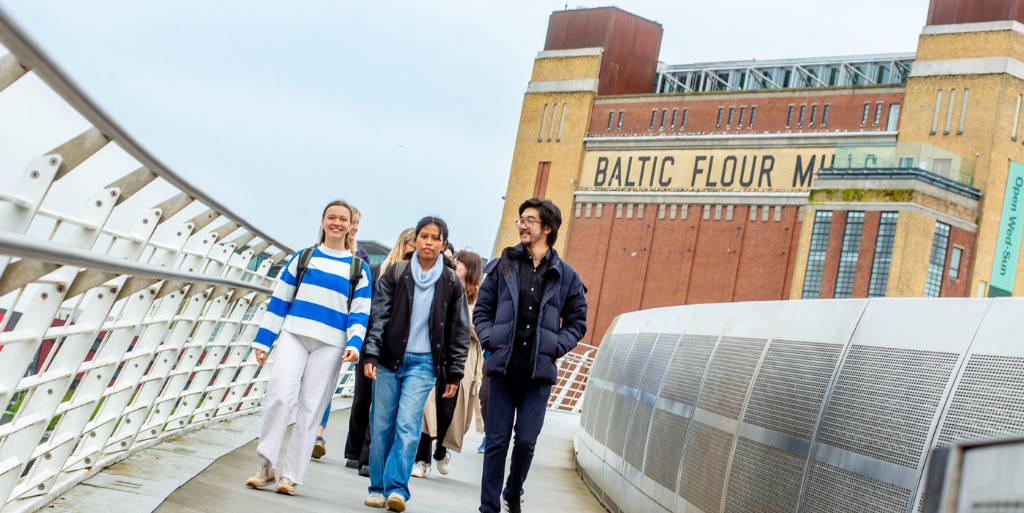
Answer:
[{"left": 927, "top": 0, "right": 1024, "bottom": 25}]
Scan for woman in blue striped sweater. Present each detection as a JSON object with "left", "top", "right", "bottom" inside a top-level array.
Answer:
[{"left": 244, "top": 200, "right": 372, "bottom": 496}]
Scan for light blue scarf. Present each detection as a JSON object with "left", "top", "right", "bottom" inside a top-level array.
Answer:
[{"left": 406, "top": 254, "right": 443, "bottom": 354}]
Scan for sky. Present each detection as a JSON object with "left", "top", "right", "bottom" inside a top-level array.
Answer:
[{"left": 0, "top": 0, "right": 929, "bottom": 257}]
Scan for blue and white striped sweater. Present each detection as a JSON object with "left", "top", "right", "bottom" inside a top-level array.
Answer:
[{"left": 251, "top": 245, "right": 372, "bottom": 353}]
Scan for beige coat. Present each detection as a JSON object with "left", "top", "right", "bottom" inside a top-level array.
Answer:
[{"left": 422, "top": 301, "right": 483, "bottom": 453}]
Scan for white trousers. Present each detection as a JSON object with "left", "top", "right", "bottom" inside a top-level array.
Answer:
[{"left": 256, "top": 330, "right": 344, "bottom": 485}]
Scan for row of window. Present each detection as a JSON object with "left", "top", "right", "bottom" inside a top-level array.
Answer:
[
  {"left": 572, "top": 203, "right": 788, "bottom": 222},
  {"left": 714, "top": 106, "right": 757, "bottom": 130},
  {"left": 784, "top": 104, "right": 829, "bottom": 129},
  {"left": 930, "top": 88, "right": 969, "bottom": 136},
  {"left": 537, "top": 103, "right": 568, "bottom": 142},
  {"left": 802, "top": 211, "right": 959, "bottom": 299}
]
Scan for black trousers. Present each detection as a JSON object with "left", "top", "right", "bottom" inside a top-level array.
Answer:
[
  {"left": 479, "top": 368, "right": 551, "bottom": 513},
  {"left": 415, "top": 380, "right": 459, "bottom": 462},
  {"left": 344, "top": 362, "right": 372, "bottom": 465}
]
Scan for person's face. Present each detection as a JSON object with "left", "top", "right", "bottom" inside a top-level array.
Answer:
[
  {"left": 348, "top": 214, "right": 360, "bottom": 241},
  {"left": 322, "top": 205, "right": 351, "bottom": 245},
  {"left": 518, "top": 207, "right": 551, "bottom": 247},
  {"left": 443, "top": 246, "right": 454, "bottom": 259},
  {"left": 416, "top": 224, "right": 443, "bottom": 260},
  {"left": 402, "top": 238, "right": 415, "bottom": 256},
  {"left": 455, "top": 259, "right": 467, "bottom": 282}
]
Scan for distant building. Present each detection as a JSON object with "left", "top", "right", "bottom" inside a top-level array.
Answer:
[
  {"left": 496, "top": 0, "right": 1023, "bottom": 346},
  {"left": 359, "top": 240, "right": 391, "bottom": 265}
]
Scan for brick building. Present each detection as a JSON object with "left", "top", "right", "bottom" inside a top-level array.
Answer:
[{"left": 496, "top": 1, "right": 1024, "bottom": 346}]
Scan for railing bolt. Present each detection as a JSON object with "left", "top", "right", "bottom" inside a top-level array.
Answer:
[
  {"left": 97, "top": 374, "right": 102, "bottom": 380},
  {"left": 85, "top": 458, "right": 92, "bottom": 465},
  {"left": 95, "top": 200, "right": 102, "bottom": 207},
  {"left": 176, "top": 231, "right": 182, "bottom": 236},
  {"left": 151, "top": 430, "right": 157, "bottom": 435},
  {"left": 30, "top": 170, "right": 39, "bottom": 178},
  {"left": 110, "top": 190, "right": 117, "bottom": 197},
  {"left": 126, "top": 418, "right": 131, "bottom": 424},
  {"left": 143, "top": 218, "right": 149, "bottom": 224},
  {"left": 57, "top": 285, "right": 64, "bottom": 292},
  {"left": 49, "top": 157, "right": 58, "bottom": 166},
  {"left": 47, "top": 389, "right": 53, "bottom": 395},
  {"left": 97, "top": 293, "right": 103, "bottom": 299},
  {"left": 90, "top": 432, "right": 96, "bottom": 438},
  {"left": 41, "top": 292, "right": 48, "bottom": 299},
  {"left": 156, "top": 409, "right": 160, "bottom": 414},
  {"left": 44, "top": 453, "right": 51, "bottom": 460},
  {"left": 121, "top": 441, "right": 127, "bottom": 447},
  {"left": 38, "top": 483, "right": 45, "bottom": 491}
]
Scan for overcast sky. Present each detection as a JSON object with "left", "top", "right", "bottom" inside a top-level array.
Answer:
[{"left": 0, "top": 0, "right": 929, "bottom": 257}]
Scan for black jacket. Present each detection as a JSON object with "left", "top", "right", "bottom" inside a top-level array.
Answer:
[
  {"left": 474, "top": 244, "right": 588, "bottom": 384},
  {"left": 363, "top": 258, "right": 472, "bottom": 385}
]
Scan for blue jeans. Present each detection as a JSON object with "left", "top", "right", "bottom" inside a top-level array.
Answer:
[
  {"left": 320, "top": 404, "right": 330, "bottom": 427},
  {"left": 369, "top": 353, "right": 435, "bottom": 501}
]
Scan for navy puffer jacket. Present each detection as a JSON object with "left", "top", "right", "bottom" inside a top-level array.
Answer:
[{"left": 473, "top": 244, "right": 588, "bottom": 384}]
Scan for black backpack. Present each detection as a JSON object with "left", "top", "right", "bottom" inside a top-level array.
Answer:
[{"left": 294, "top": 247, "right": 364, "bottom": 310}]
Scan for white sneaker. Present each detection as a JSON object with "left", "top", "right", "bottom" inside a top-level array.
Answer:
[
  {"left": 410, "top": 460, "right": 430, "bottom": 478},
  {"left": 436, "top": 451, "right": 451, "bottom": 475},
  {"left": 365, "top": 492, "right": 386, "bottom": 508}
]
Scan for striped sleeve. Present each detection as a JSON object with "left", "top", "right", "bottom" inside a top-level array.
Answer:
[
  {"left": 252, "top": 253, "right": 301, "bottom": 352},
  {"left": 344, "top": 260, "right": 373, "bottom": 353}
]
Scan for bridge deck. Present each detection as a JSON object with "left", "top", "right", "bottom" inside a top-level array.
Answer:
[{"left": 49, "top": 404, "right": 603, "bottom": 513}]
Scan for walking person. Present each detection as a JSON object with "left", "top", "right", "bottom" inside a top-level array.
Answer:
[
  {"left": 313, "top": 206, "right": 371, "bottom": 460},
  {"left": 245, "top": 200, "right": 372, "bottom": 496},
  {"left": 362, "top": 217, "right": 471, "bottom": 512},
  {"left": 475, "top": 198, "right": 588, "bottom": 513},
  {"left": 413, "top": 250, "right": 484, "bottom": 478}
]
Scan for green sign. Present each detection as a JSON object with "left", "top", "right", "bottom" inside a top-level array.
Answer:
[{"left": 990, "top": 161, "right": 1024, "bottom": 297}]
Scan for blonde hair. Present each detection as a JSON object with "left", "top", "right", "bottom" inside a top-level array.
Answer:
[
  {"left": 318, "top": 200, "right": 356, "bottom": 251},
  {"left": 381, "top": 228, "right": 416, "bottom": 271}
]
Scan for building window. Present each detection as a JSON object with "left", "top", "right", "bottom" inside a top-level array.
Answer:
[
  {"left": 957, "top": 89, "right": 969, "bottom": 134},
  {"left": 1013, "top": 94, "right": 1022, "bottom": 141},
  {"left": 810, "top": 104, "right": 818, "bottom": 127},
  {"left": 943, "top": 89, "right": 956, "bottom": 135},
  {"left": 868, "top": 212, "right": 899, "bottom": 297},
  {"left": 834, "top": 211, "right": 864, "bottom": 298},
  {"left": 799, "top": 105, "right": 806, "bottom": 127},
  {"left": 786, "top": 105, "right": 794, "bottom": 127},
  {"left": 607, "top": 111, "right": 614, "bottom": 132},
  {"left": 660, "top": 109, "right": 668, "bottom": 130},
  {"left": 749, "top": 106, "right": 756, "bottom": 128},
  {"left": 738, "top": 107, "right": 745, "bottom": 128},
  {"left": 924, "top": 222, "right": 951, "bottom": 297},
  {"left": 887, "top": 104, "right": 900, "bottom": 132},
  {"left": 670, "top": 109, "right": 678, "bottom": 129},
  {"left": 728, "top": 107, "right": 735, "bottom": 128},
  {"left": 822, "top": 104, "right": 830, "bottom": 127},
  {"left": 538, "top": 103, "right": 548, "bottom": 142},
  {"left": 949, "top": 246, "right": 963, "bottom": 279},
  {"left": 862, "top": 103, "right": 870, "bottom": 126},
  {"left": 649, "top": 109, "right": 657, "bottom": 131},
  {"left": 931, "top": 89, "right": 943, "bottom": 135},
  {"left": 533, "top": 162, "right": 551, "bottom": 199},
  {"left": 874, "top": 101, "right": 883, "bottom": 125},
  {"left": 556, "top": 103, "right": 567, "bottom": 141},
  {"left": 717, "top": 107, "right": 724, "bottom": 129},
  {"left": 681, "top": 109, "right": 688, "bottom": 130},
  {"left": 802, "top": 210, "right": 833, "bottom": 299},
  {"left": 617, "top": 110, "right": 624, "bottom": 132}
]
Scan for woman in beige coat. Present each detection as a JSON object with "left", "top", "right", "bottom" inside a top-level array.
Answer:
[{"left": 412, "top": 250, "right": 483, "bottom": 477}]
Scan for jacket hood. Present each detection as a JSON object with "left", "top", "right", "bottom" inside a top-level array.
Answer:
[{"left": 488, "top": 243, "right": 566, "bottom": 278}]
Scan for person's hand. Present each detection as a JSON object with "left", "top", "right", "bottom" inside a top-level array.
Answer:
[
  {"left": 364, "top": 363, "right": 377, "bottom": 380},
  {"left": 342, "top": 348, "right": 359, "bottom": 363},
  {"left": 255, "top": 350, "right": 267, "bottom": 365},
  {"left": 442, "top": 383, "right": 459, "bottom": 398}
]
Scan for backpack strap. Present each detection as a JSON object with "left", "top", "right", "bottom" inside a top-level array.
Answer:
[
  {"left": 348, "top": 256, "right": 364, "bottom": 311},
  {"left": 392, "top": 260, "right": 410, "bottom": 282},
  {"left": 294, "top": 247, "right": 317, "bottom": 291}
]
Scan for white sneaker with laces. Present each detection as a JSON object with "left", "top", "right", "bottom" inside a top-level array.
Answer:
[
  {"left": 410, "top": 460, "right": 430, "bottom": 478},
  {"left": 436, "top": 451, "right": 451, "bottom": 475}
]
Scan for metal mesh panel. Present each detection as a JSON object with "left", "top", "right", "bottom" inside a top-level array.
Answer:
[
  {"left": 678, "top": 421, "right": 734, "bottom": 513},
  {"left": 659, "top": 334, "right": 718, "bottom": 406},
  {"left": 817, "top": 345, "right": 958, "bottom": 469},
  {"left": 624, "top": 401, "right": 654, "bottom": 469},
  {"left": 581, "top": 334, "right": 622, "bottom": 434},
  {"left": 743, "top": 340, "right": 844, "bottom": 440},
  {"left": 639, "top": 334, "right": 681, "bottom": 396},
  {"left": 724, "top": 437, "right": 806, "bottom": 513},
  {"left": 937, "top": 354, "right": 1024, "bottom": 445},
  {"left": 802, "top": 460, "right": 913, "bottom": 513},
  {"left": 695, "top": 336, "right": 768, "bottom": 420},
  {"left": 645, "top": 409, "right": 690, "bottom": 490},
  {"left": 607, "top": 334, "right": 657, "bottom": 455},
  {"left": 595, "top": 334, "right": 636, "bottom": 444}
]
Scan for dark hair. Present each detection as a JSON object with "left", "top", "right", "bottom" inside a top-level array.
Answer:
[
  {"left": 415, "top": 216, "right": 449, "bottom": 243},
  {"left": 518, "top": 198, "right": 561, "bottom": 247},
  {"left": 318, "top": 200, "right": 355, "bottom": 249},
  {"left": 454, "top": 250, "right": 483, "bottom": 304}
]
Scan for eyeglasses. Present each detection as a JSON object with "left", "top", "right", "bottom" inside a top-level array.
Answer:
[{"left": 516, "top": 218, "right": 539, "bottom": 229}]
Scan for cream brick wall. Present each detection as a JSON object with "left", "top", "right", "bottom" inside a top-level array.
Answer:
[
  {"left": 886, "top": 211, "right": 936, "bottom": 297},
  {"left": 788, "top": 207, "right": 817, "bottom": 299}
]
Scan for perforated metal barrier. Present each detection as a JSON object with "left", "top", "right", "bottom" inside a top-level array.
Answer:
[{"left": 575, "top": 299, "right": 1024, "bottom": 513}]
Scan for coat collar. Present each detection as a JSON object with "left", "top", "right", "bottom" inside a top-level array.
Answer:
[{"left": 501, "top": 243, "right": 564, "bottom": 280}]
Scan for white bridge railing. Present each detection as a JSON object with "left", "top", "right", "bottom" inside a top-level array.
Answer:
[
  {"left": 549, "top": 342, "right": 597, "bottom": 413},
  {"left": 0, "top": 9, "right": 312, "bottom": 513}
]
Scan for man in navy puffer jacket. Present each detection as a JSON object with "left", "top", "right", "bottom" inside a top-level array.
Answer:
[{"left": 474, "top": 198, "right": 588, "bottom": 513}]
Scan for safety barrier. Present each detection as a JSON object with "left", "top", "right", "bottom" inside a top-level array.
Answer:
[
  {"left": 549, "top": 343, "right": 596, "bottom": 413},
  {"left": 576, "top": 299, "right": 1024, "bottom": 513},
  {"left": 0, "top": 9, "right": 313, "bottom": 513}
]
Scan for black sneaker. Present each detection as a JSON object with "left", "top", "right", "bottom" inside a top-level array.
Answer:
[
  {"left": 345, "top": 459, "right": 359, "bottom": 469},
  {"left": 358, "top": 464, "right": 370, "bottom": 477},
  {"left": 503, "top": 496, "right": 522, "bottom": 513}
]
